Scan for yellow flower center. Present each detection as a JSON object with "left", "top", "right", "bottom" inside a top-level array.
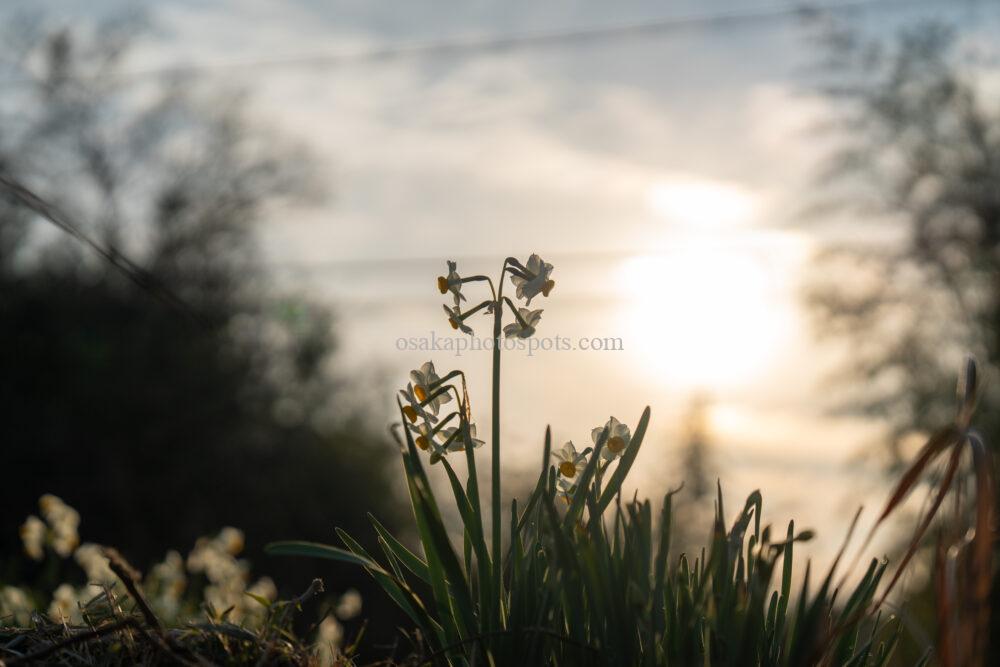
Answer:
[
  {"left": 559, "top": 461, "right": 577, "bottom": 478},
  {"left": 608, "top": 436, "right": 626, "bottom": 454},
  {"left": 402, "top": 405, "right": 418, "bottom": 423},
  {"left": 437, "top": 276, "right": 449, "bottom": 294},
  {"left": 414, "top": 384, "right": 428, "bottom": 402},
  {"left": 542, "top": 279, "right": 555, "bottom": 296},
  {"left": 416, "top": 435, "right": 430, "bottom": 450}
]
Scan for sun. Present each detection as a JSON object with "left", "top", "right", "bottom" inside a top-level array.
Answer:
[
  {"left": 647, "top": 179, "right": 758, "bottom": 229},
  {"left": 617, "top": 179, "right": 798, "bottom": 390}
]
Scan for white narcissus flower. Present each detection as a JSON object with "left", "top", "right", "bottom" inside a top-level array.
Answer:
[
  {"left": 400, "top": 383, "right": 438, "bottom": 425},
  {"left": 19, "top": 515, "right": 45, "bottom": 561},
  {"left": 441, "top": 423, "right": 485, "bottom": 453},
  {"left": 556, "top": 475, "right": 578, "bottom": 503},
  {"left": 437, "top": 260, "right": 467, "bottom": 305},
  {"left": 39, "top": 494, "right": 80, "bottom": 558},
  {"left": 151, "top": 551, "right": 186, "bottom": 593},
  {"left": 241, "top": 576, "right": 279, "bottom": 628},
  {"left": 0, "top": 586, "right": 34, "bottom": 626},
  {"left": 149, "top": 550, "right": 186, "bottom": 621},
  {"left": 247, "top": 577, "right": 278, "bottom": 603},
  {"left": 48, "top": 583, "right": 83, "bottom": 624},
  {"left": 510, "top": 253, "right": 555, "bottom": 306},
  {"left": 336, "top": 589, "right": 363, "bottom": 620},
  {"left": 443, "top": 304, "right": 474, "bottom": 335},
  {"left": 74, "top": 544, "right": 116, "bottom": 585},
  {"left": 552, "top": 441, "right": 587, "bottom": 479},
  {"left": 408, "top": 420, "right": 444, "bottom": 454},
  {"left": 409, "top": 361, "right": 451, "bottom": 415},
  {"left": 503, "top": 307, "right": 542, "bottom": 338},
  {"left": 218, "top": 527, "right": 245, "bottom": 556},
  {"left": 592, "top": 417, "right": 632, "bottom": 461},
  {"left": 315, "top": 615, "right": 344, "bottom": 666}
]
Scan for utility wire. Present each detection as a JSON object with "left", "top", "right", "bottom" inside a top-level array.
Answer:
[
  {"left": 262, "top": 241, "right": 790, "bottom": 274},
  {"left": 0, "top": 173, "right": 205, "bottom": 326},
  {"left": 0, "top": 0, "right": 953, "bottom": 86},
  {"left": 0, "top": 0, "right": 975, "bottom": 285}
]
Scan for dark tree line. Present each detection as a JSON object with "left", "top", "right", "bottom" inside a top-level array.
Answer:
[{"left": 0, "top": 15, "right": 407, "bottom": 649}]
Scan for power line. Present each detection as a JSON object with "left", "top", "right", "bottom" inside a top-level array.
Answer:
[
  {"left": 0, "top": 0, "right": 951, "bottom": 86},
  {"left": 262, "top": 239, "right": 796, "bottom": 274},
  {"left": 0, "top": 173, "right": 206, "bottom": 326},
  {"left": 265, "top": 249, "right": 633, "bottom": 273}
]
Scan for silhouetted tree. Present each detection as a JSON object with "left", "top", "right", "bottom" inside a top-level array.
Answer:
[
  {"left": 669, "top": 395, "right": 716, "bottom": 556},
  {"left": 805, "top": 20, "right": 1000, "bottom": 663},
  {"left": 806, "top": 20, "right": 1000, "bottom": 462},
  {"left": 680, "top": 395, "right": 712, "bottom": 501}
]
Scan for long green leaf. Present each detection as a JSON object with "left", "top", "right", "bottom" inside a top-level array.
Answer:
[
  {"left": 563, "top": 427, "right": 606, "bottom": 529},
  {"left": 597, "top": 406, "right": 651, "bottom": 513},
  {"left": 334, "top": 528, "right": 444, "bottom": 649},
  {"left": 265, "top": 541, "right": 384, "bottom": 571},
  {"left": 397, "top": 400, "right": 463, "bottom": 647},
  {"left": 410, "top": 473, "right": 479, "bottom": 639},
  {"left": 368, "top": 513, "right": 430, "bottom": 584}
]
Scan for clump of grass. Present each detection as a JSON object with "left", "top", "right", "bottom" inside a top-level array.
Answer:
[
  {"left": 272, "top": 430, "right": 901, "bottom": 666},
  {"left": 270, "top": 255, "right": 993, "bottom": 666}
]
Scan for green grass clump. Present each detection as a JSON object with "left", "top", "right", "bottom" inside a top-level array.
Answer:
[
  {"left": 271, "top": 254, "right": 990, "bottom": 666},
  {"left": 272, "top": 420, "right": 904, "bottom": 666}
]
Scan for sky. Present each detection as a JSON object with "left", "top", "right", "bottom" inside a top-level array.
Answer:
[{"left": 6, "top": 0, "right": 999, "bottom": 561}]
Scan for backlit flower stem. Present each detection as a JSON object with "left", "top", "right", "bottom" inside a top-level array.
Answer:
[
  {"left": 429, "top": 371, "right": 472, "bottom": 419},
  {"left": 490, "top": 263, "right": 505, "bottom": 619},
  {"left": 419, "top": 385, "right": 463, "bottom": 411},
  {"left": 490, "top": 272, "right": 503, "bottom": 625},
  {"left": 428, "top": 370, "right": 466, "bottom": 391},
  {"left": 426, "top": 412, "right": 459, "bottom": 437},
  {"left": 458, "top": 275, "right": 497, "bottom": 300},
  {"left": 502, "top": 297, "right": 531, "bottom": 328},
  {"left": 459, "top": 300, "right": 494, "bottom": 320}
]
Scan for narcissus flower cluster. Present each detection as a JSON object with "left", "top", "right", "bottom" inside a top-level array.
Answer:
[
  {"left": 405, "top": 254, "right": 559, "bottom": 464},
  {"left": 20, "top": 494, "right": 80, "bottom": 560},
  {"left": 412, "top": 255, "right": 634, "bottom": 499},
  {"left": 510, "top": 253, "right": 555, "bottom": 306},
  {"left": 551, "top": 416, "right": 634, "bottom": 501},
  {"left": 400, "top": 360, "right": 484, "bottom": 463},
  {"left": 435, "top": 253, "right": 555, "bottom": 339}
]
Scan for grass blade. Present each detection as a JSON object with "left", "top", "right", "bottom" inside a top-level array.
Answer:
[{"left": 597, "top": 407, "right": 651, "bottom": 513}]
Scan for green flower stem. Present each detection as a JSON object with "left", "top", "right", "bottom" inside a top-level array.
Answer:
[
  {"left": 491, "top": 301, "right": 502, "bottom": 618},
  {"left": 428, "top": 369, "right": 465, "bottom": 390},
  {"left": 490, "top": 261, "right": 512, "bottom": 624},
  {"left": 458, "top": 275, "right": 497, "bottom": 300},
  {"left": 426, "top": 412, "right": 459, "bottom": 437},
  {"left": 419, "top": 385, "right": 462, "bottom": 410},
  {"left": 503, "top": 256, "right": 527, "bottom": 274},
  {"left": 457, "top": 299, "right": 494, "bottom": 320},
  {"left": 502, "top": 297, "right": 530, "bottom": 327},
  {"left": 437, "top": 428, "right": 462, "bottom": 450},
  {"left": 595, "top": 459, "right": 610, "bottom": 498}
]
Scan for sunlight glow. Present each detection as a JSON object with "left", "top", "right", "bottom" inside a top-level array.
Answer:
[
  {"left": 617, "top": 178, "right": 800, "bottom": 390},
  {"left": 647, "top": 178, "right": 758, "bottom": 229},
  {"left": 618, "top": 245, "right": 794, "bottom": 390}
]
